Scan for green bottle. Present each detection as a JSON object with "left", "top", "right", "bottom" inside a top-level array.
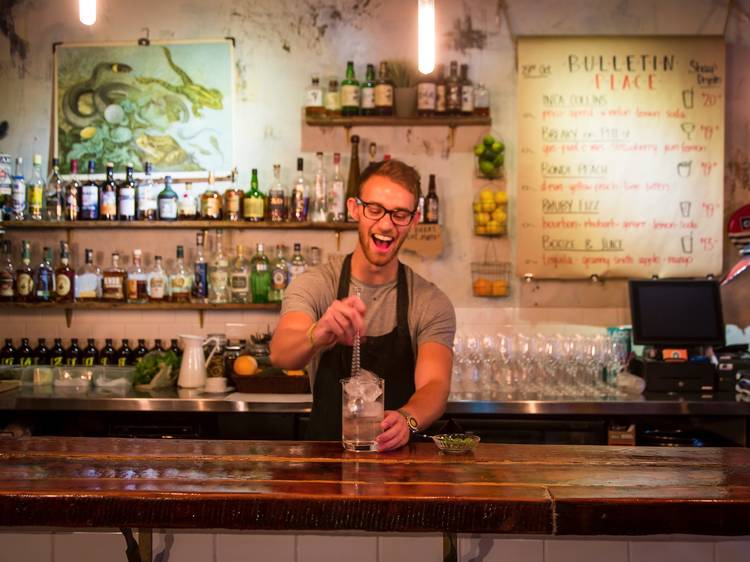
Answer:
[
  {"left": 242, "top": 168, "right": 264, "bottom": 222},
  {"left": 360, "top": 63, "right": 376, "bottom": 116},
  {"left": 250, "top": 242, "right": 270, "bottom": 304},
  {"left": 340, "top": 61, "right": 360, "bottom": 116}
]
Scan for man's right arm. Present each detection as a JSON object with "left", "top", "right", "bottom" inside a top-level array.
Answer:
[{"left": 270, "top": 296, "right": 366, "bottom": 370}]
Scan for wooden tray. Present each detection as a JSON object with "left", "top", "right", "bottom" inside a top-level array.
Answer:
[{"left": 232, "top": 371, "right": 310, "bottom": 394}]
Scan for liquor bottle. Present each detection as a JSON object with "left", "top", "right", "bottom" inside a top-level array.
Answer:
[
  {"left": 310, "top": 152, "right": 327, "bottom": 223},
  {"left": 126, "top": 249, "right": 148, "bottom": 303},
  {"left": 200, "top": 172, "right": 223, "bottom": 220},
  {"left": 360, "top": 63, "right": 376, "bottom": 116},
  {"left": 374, "top": 61, "right": 394, "bottom": 116},
  {"left": 10, "top": 157, "right": 26, "bottom": 220},
  {"left": 17, "top": 338, "right": 33, "bottom": 367},
  {"left": 34, "top": 246, "right": 55, "bottom": 302},
  {"left": 75, "top": 248, "right": 101, "bottom": 301},
  {"left": 474, "top": 83, "right": 490, "bottom": 116},
  {"left": 133, "top": 339, "right": 149, "bottom": 364},
  {"left": 33, "top": 338, "right": 49, "bottom": 366},
  {"left": 102, "top": 252, "right": 126, "bottom": 302},
  {"left": 305, "top": 75, "right": 325, "bottom": 116},
  {"left": 250, "top": 243, "right": 270, "bottom": 303},
  {"left": 66, "top": 338, "right": 81, "bottom": 366},
  {"left": 434, "top": 63, "right": 447, "bottom": 115},
  {"left": 340, "top": 61, "right": 360, "bottom": 116},
  {"left": 168, "top": 245, "right": 192, "bottom": 302},
  {"left": 99, "top": 338, "right": 116, "bottom": 366},
  {"left": 267, "top": 164, "right": 287, "bottom": 222},
  {"left": 45, "top": 157, "right": 64, "bottom": 221},
  {"left": 49, "top": 338, "right": 65, "bottom": 366},
  {"left": 151, "top": 339, "right": 165, "bottom": 353},
  {"left": 117, "top": 163, "right": 137, "bottom": 221},
  {"left": 224, "top": 179, "right": 243, "bottom": 221},
  {"left": 178, "top": 182, "right": 198, "bottom": 219},
  {"left": 289, "top": 242, "right": 307, "bottom": 282},
  {"left": 157, "top": 175, "right": 178, "bottom": 220},
  {"left": 147, "top": 255, "right": 168, "bottom": 302},
  {"left": 65, "top": 159, "right": 81, "bottom": 221},
  {"left": 460, "top": 63, "right": 474, "bottom": 115},
  {"left": 80, "top": 160, "right": 99, "bottom": 220},
  {"left": 55, "top": 241, "right": 75, "bottom": 303},
  {"left": 0, "top": 338, "right": 16, "bottom": 365},
  {"left": 324, "top": 79, "right": 342, "bottom": 117},
  {"left": 116, "top": 339, "right": 133, "bottom": 366},
  {"left": 137, "top": 161, "right": 157, "bottom": 220},
  {"left": 0, "top": 240, "right": 14, "bottom": 301},
  {"left": 82, "top": 338, "right": 98, "bottom": 367},
  {"left": 368, "top": 142, "right": 378, "bottom": 165},
  {"left": 327, "top": 153, "right": 346, "bottom": 222},
  {"left": 208, "top": 229, "right": 229, "bottom": 304},
  {"left": 15, "top": 240, "right": 34, "bottom": 302},
  {"left": 0, "top": 154, "right": 11, "bottom": 221},
  {"left": 417, "top": 180, "right": 425, "bottom": 223},
  {"left": 290, "top": 158, "right": 309, "bottom": 222},
  {"left": 446, "top": 61, "right": 461, "bottom": 115},
  {"left": 345, "top": 135, "right": 361, "bottom": 221},
  {"left": 424, "top": 174, "right": 439, "bottom": 224},
  {"left": 100, "top": 162, "right": 117, "bottom": 221},
  {"left": 417, "top": 71, "right": 437, "bottom": 116},
  {"left": 191, "top": 231, "right": 208, "bottom": 303},
  {"left": 269, "top": 244, "right": 289, "bottom": 303},
  {"left": 229, "top": 244, "right": 250, "bottom": 304},
  {"left": 243, "top": 168, "right": 264, "bottom": 222},
  {"left": 169, "top": 338, "right": 182, "bottom": 357}
]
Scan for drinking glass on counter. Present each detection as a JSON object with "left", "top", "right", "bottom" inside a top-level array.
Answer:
[
  {"left": 451, "top": 330, "right": 626, "bottom": 401},
  {"left": 341, "top": 370, "right": 384, "bottom": 452}
]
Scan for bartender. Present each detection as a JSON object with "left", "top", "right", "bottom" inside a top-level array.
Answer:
[{"left": 270, "top": 159, "right": 456, "bottom": 451}]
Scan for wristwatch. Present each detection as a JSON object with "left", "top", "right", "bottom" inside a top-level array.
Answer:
[{"left": 398, "top": 409, "right": 419, "bottom": 433}]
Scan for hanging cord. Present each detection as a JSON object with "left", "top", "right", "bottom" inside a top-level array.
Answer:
[
  {"left": 497, "top": 0, "right": 517, "bottom": 70},
  {"left": 723, "top": 0, "right": 735, "bottom": 37}
]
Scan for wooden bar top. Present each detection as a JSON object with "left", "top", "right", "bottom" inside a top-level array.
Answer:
[{"left": 0, "top": 437, "right": 748, "bottom": 535}]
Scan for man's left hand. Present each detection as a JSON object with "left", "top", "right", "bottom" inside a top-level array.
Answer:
[{"left": 376, "top": 410, "right": 410, "bottom": 452}]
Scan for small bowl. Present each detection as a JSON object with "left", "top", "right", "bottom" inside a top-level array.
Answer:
[{"left": 431, "top": 433, "right": 480, "bottom": 453}]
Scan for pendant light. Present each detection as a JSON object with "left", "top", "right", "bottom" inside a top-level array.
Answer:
[
  {"left": 418, "top": 0, "right": 435, "bottom": 74},
  {"left": 79, "top": 0, "right": 96, "bottom": 26}
]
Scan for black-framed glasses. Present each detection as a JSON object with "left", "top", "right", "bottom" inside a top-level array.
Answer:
[{"left": 355, "top": 198, "right": 417, "bottom": 226}]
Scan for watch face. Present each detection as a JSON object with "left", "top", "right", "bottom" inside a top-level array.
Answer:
[{"left": 407, "top": 416, "right": 419, "bottom": 432}]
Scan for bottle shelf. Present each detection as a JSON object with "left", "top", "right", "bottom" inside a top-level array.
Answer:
[
  {"left": 0, "top": 220, "right": 358, "bottom": 231},
  {"left": 305, "top": 115, "right": 491, "bottom": 128}
]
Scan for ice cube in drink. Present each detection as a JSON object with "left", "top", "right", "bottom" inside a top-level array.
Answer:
[{"left": 341, "top": 373, "right": 384, "bottom": 452}]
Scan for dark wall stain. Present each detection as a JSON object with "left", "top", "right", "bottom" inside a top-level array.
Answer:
[
  {"left": 444, "top": 13, "right": 487, "bottom": 54},
  {"left": 0, "top": 0, "right": 29, "bottom": 73}
]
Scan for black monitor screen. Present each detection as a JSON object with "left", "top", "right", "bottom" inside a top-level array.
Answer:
[{"left": 629, "top": 280, "right": 725, "bottom": 347}]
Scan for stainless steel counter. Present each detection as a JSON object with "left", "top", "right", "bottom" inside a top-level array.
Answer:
[{"left": 1, "top": 386, "right": 749, "bottom": 416}]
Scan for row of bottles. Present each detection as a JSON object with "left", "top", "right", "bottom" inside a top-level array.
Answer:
[
  {"left": 0, "top": 232, "right": 313, "bottom": 305},
  {"left": 0, "top": 337, "right": 182, "bottom": 367},
  {"left": 305, "top": 60, "right": 489, "bottom": 118}
]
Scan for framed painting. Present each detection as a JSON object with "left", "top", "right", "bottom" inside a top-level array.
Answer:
[{"left": 53, "top": 39, "right": 234, "bottom": 175}]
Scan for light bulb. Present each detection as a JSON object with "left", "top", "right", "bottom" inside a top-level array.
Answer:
[
  {"left": 418, "top": 0, "right": 435, "bottom": 75},
  {"left": 79, "top": 0, "right": 96, "bottom": 26}
]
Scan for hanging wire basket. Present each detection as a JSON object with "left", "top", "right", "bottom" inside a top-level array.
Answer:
[{"left": 471, "top": 242, "right": 511, "bottom": 298}]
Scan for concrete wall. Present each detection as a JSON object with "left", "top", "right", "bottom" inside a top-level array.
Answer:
[{"left": 1, "top": 0, "right": 749, "bottom": 343}]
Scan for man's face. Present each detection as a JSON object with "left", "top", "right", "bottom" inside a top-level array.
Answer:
[{"left": 348, "top": 176, "right": 418, "bottom": 268}]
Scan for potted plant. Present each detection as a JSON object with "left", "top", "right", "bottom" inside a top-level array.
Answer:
[{"left": 388, "top": 60, "right": 418, "bottom": 118}]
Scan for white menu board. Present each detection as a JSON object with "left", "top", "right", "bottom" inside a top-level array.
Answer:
[{"left": 516, "top": 36, "right": 725, "bottom": 279}]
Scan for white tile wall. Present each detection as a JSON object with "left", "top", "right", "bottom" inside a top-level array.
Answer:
[
  {"left": 154, "top": 531, "right": 214, "bottom": 562},
  {"left": 629, "top": 540, "right": 715, "bottom": 562},
  {"left": 715, "top": 541, "right": 750, "bottom": 562},
  {"left": 217, "top": 532, "right": 296, "bottom": 562},
  {"left": 544, "top": 539, "right": 629, "bottom": 562},
  {"left": 378, "top": 533, "right": 443, "bottom": 562},
  {"left": 0, "top": 532, "right": 53, "bottom": 562},
  {"left": 296, "top": 532, "right": 378, "bottom": 562},
  {"left": 459, "top": 535, "right": 544, "bottom": 562},
  {"left": 53, "top": 531, "right": 125, "bottom": 562}
]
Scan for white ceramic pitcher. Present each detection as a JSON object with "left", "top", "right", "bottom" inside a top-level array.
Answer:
[{"left": 177, "top": 335, "right": 221, "bottom": 389}]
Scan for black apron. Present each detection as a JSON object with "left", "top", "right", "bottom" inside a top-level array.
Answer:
[{"left": 305, "top": 253, "right": 416, "bottom": 440}]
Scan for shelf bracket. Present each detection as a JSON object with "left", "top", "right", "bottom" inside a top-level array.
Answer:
[
  {"left": 335, "top": 230, "right": 341, "bottom": 252},
  {"left": 65, "top": 308, "right": 73, "bottom": 328},
  {"left": 445, "top": 126, "right": 457, "bottom": 157},
  {"left": 198, "top": 310, "right": 205, "bottom": 329},
  {"left": 344, "top": 126, "right": 352, "bottom": 144}
]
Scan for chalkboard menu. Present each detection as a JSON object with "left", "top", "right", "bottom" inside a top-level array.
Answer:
[{"left": 516, "top": 36, "right": 724, "bottom": 279}]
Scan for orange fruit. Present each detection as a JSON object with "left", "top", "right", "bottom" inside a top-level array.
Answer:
[{"left": 233, "top": 355, "right": 258, "bottom": 376}]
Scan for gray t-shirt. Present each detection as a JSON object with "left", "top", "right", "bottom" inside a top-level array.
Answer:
[{"left": 281, "top": 255, "right": 456, "bottom": 381}]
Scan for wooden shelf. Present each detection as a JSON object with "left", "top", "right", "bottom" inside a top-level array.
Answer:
[
  {"left": 0, "top": 220, "right": 358, "bottom": 231},
  {"left": 0, "top": 302, "right": 280, "bottom": 311},
  {"left": 305, "top": 115, "right": 491, "bottom": 128}
]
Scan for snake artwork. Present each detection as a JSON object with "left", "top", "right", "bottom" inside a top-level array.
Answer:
[
  {"left": 61, "top": 62, "right": 137, "bottom": 129},
  {"left": 136, "top": 46, "right": 223, "bottom": 118}
]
